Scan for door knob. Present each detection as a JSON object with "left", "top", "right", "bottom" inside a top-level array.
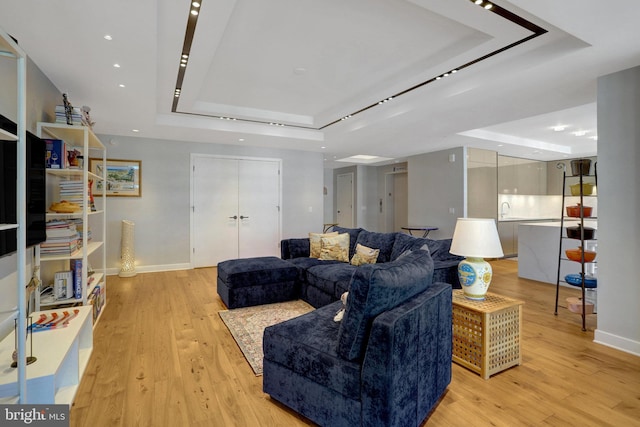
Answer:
[
  {"left": 229, "top": 215, "right": 238, "bottom": 219},
  {"left": 240, "top": 215, "right": 249, "bottom": 219}
]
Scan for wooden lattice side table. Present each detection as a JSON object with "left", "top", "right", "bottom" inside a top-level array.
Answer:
[{"left": 452, "top": 290, "right": 524, "bottom": 379}]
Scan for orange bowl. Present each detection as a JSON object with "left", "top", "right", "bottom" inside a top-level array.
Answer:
[
  {"left": 565, "top": 248, "right": 596, "bottom": 262},
  {"left": 566, "top": 204, "right": 592, "bottom": 217}
]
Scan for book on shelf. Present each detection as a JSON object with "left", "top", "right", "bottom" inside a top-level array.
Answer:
[
  {"left": 70, "top": 259, "right": 83, "bottom": 299},
  {"left": 44, "top": 139, "right": 67, "bottom": 169}
]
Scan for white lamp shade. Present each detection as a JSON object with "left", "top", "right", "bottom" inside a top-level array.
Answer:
[{"left": 450, "top": 218, "right": 504, "bottom": 258}]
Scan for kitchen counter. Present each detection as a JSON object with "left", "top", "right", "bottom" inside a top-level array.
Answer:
[
  {"left": 498, "top": 217, "right": 558, "bottom": 222},
  {"left": 518, "top": 220, "right": 598, "bottom": 284}
]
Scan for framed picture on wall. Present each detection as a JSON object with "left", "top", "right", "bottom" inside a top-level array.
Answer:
[{"left": 89, "top": 158, "right": 141, "bottom": 197}]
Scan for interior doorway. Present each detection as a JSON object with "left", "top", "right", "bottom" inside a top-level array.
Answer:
[
  {"left": 191, "top": 155, "right": 281, "bottom": 267},
  {"left": 384, "top": 172, "right": 408, "bottom": 232},
  {"left": 336, "top": 172, "right": 354, "bottom": 227}
]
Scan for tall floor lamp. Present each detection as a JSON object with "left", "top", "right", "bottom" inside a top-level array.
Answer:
[{"left": 119, "top": 220, "right": 137, "bottom": 278}]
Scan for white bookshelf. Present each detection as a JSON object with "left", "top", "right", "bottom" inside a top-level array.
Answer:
[
  {"left": 35, "top": 122, "right": 107, "bottom": 324},
  {"left": 0, "top": 25, "right": 28, "bottom": 403},
  {"left": 0, "top": 306, "right": 93, "bottom": 405}
]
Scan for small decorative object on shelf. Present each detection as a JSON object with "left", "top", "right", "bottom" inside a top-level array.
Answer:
[
  {"left": 450, "top": 218, "right": 504, "bottom": 300},
  {"left": 81, "top": 105, "right": 95, "bottom": 128},
  {"left": 63, "top": 93, "right": 73, "bottom": 125}
]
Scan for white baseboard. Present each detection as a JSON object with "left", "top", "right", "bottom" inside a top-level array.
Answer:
[
  {"left": 594, "top": 329, "right": 640, "bottom": 357},
  {"left": 105, "top": 263, "right": 193, "bottom": 276}
]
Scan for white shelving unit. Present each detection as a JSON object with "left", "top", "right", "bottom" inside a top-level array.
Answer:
[
  {"left": 0, "top": 26, "right": 28, "bottom": 403},
  {"left": 0, "top": 306, "right": 93, "bottom": 404},
  {"left": 35, "top": 122, "right": 107, "bottom": 323}
]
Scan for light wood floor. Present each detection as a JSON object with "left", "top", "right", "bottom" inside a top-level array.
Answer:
[{"left": 70, "top": 260, "right": 640, "bottom": 426}]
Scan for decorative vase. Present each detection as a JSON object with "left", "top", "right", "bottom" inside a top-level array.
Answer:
[
  {"left": 457, "top": 257, "right": 493, "bottom": 300},
  {"left": 119, "top": 220, "right": 137, "bottom": 277}
]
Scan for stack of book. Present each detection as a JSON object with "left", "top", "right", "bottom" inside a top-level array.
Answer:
[
  {"left": 40, "top": 220, "right": 80, "bottom": 256},
  {"left": 55, "top": 105, "right": 83, "bottom": 125},
  {"left": 59, "top": 180, "right": 85, "bottom": 208}
]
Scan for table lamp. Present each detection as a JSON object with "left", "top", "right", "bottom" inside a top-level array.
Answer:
[{"left": 450, "top": 218, "right": 504, "bottom": 300}]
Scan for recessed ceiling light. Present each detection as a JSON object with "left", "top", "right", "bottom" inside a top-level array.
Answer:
[
  {"left": 104, "top": 35, "right": 113, "bottom": 41},
  {"left": 113, "top": 63, "right": 121, "bottom": 68},
  {"left": 132, "top": 129, "right": 139, "bottom": 133},
  {"left": 590, "top": 136, "right": 598, "bottom": 140},
  {"left": 239, "top": 138, "right": 245, "bottom": 142},
  {"left": 180, "top": 63, "right": 186, "bottom": 67},
  {"left": 484, "top": 3, "right": 493, "bottom": 9},
  {"left": 119, "top": 84, "right": 125, "bottom": 88},
  {"left": 321, "top": 146, "right": 326, "bottom": 149},
  {"left": 552, "top": 125, "right": 567, "bottom": 132},
  {"left": 474, "top": 0, "right": 483, "bottom": 4},
  {"left": 190, "top": 9, "right": 198, "bottom": 15},
  {"left": 573, "top": 130, "right": 588, "bottom": 136},
  {"left": 192, "top": 1, "right": 201, "bottom": 7},
  {"left": 182, "top": 54, "right": 188, "bottom": 59}
]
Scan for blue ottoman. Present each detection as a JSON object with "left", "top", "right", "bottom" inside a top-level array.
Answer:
[{"left": 217, "top": 256, "right": 299, "bottom": 309}]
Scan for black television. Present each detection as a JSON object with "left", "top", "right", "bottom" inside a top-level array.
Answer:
[{"left": 0, "top": 114, "right": 47, "bottom": 257}]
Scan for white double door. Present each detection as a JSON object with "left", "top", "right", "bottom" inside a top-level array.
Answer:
[{"left": 192, "top": 155, "right": 281, "bottom": 267}]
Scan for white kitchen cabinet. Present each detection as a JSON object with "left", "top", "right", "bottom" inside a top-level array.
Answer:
[{"left": 498, "top": 156, "right": 547, "bottom": 195}]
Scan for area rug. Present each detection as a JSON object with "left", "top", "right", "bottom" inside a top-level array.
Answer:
[{"left": 219, "top": 300, "right": 314, "bottom": 376}]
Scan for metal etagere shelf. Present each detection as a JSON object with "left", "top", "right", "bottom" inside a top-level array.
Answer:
[{"left": 554, "top": 161, "right": 598, "bottom": 331}]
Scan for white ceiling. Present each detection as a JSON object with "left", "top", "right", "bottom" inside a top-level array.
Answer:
[{"left": 1, "top": 0, "right": 639, "bottom": 167}]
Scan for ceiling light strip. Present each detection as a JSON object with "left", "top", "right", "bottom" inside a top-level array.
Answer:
[
  {"left": 319, "top": 2, "right": 547, "bottom": 129},
  {"left": 171, "top": 0, "right": 203, "bottom": 112},
  {"left": 171, "top": 0, "right": 547, "bottom": 131}
]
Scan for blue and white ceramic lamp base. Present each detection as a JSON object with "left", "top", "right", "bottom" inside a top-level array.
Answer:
[{"left": 457, "top": 257, "right": 493, "bottom": 300}]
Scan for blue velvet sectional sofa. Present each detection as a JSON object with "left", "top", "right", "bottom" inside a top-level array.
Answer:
[
  {"left": 262, "top": 227, "right": 461, "bottom": 426},
  {"left": 280, "top": 226, "right": 462, "bottom": 308}
]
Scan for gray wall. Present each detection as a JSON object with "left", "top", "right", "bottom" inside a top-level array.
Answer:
[
  {"left": 407, "top": 147, "right": 465, "bottom": 239},
  {"left": 595, "top": 65, "right": 640, "bottom": 355},
  {"left": 99, "top": 134, "right": 323, "bottom": 272}
]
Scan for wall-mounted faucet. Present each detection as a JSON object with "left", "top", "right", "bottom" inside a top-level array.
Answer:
[{"left": 500, "top": 201, "right": 511, "bottom": 218}]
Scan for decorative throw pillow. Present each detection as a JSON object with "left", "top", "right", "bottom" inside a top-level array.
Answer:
[
  {"left": 319, "top": 233, "right": 350, "bottom": 262},
  {"left": 309, "top": 231, "right": 338, "bottom": 258},
  {"left": 350, "top": 243, "right": 380, "bottom": 266}
]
